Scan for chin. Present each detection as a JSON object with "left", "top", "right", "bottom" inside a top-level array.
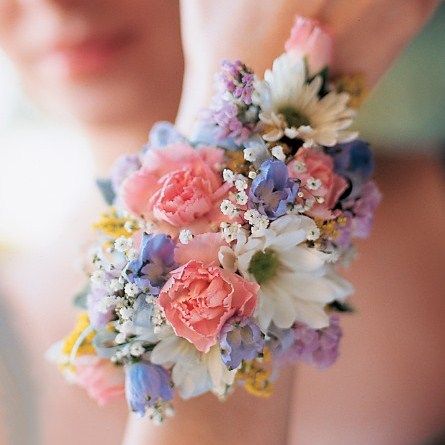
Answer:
[{"left": 28, "top": 75, "right": 150, "bottom": 127}]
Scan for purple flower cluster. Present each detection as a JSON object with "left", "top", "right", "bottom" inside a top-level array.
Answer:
[
  {"left": 220, "top": 318, "right": 265, "bottom": 369},
  {"left": 249, "top": 159, "right": 298, "bottom": 220},
  {"left": 218, "top": 60, "right": 255, "bottom": 105},
  {"left": 291, "top": 316, "right": 343, "bottom": 369},
  {"left": 210, "top": 60, "right": 258, "bottom": 143},
  {"left": 270, "top": 316, "right": 342, "bottom": 369},
  {"left": 110, "top": 154, "right": 142, "bottom": 194}
]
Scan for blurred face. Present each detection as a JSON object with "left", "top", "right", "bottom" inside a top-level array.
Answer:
[{"left": 0, "top": 0, "right": 183, "bottom": 125}]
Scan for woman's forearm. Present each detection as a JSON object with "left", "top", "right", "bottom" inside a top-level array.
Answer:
[{"left": 122, "top": 367, "right": 295, "bottom": 445}]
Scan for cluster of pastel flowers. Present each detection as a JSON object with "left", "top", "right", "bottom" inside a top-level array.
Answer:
[{"left": 50, "top": 16, "right": 381, "bottom": 422}]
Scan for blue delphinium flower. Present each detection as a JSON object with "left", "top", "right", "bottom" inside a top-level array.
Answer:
[
  {"left": 125, "top": 233, "right": 176, "bottom": 295},
  {"left": 249, "top": 158, "right": 298, "bottom": 220},
  {"left": 333, "top": 139, "right": 374, "bottom": 179},
  {"left": 145, "top": 121, "right": 186, "bottom": 150},
  {"left": 125, "top": 362, "right": 173, "bottom": 416},
  {"left": 331, "top": 140, "right": 374, "bottom": 205},
  {"left": 220, "top": 318, "right": 265, "bottom": 369}
]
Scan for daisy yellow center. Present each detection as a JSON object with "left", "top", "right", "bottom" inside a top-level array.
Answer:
[
  {"left": 278, "top": 106, "right": 310, "bottom": 128},
  {"left": 248, "top": 249, "right": 279, "bottom": 284}
]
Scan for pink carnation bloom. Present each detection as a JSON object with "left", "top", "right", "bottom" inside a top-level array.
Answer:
[
  {"left": 158, "top": 234, "right": 259, "bottom": 353},
  {"left": 288, "top": 146, "right": 348, "bottom": 220},
  {"left": 285, "top": 16, "right": 332, "bottom": 75},
  {"left": 75, "top": 358, "right": 125, "bottom": 406},
  {"left": 121, "top": 143, "right": 231, "bottom": 236}
]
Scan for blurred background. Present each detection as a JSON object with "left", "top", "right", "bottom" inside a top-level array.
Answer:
[{"left": 0, "top": 2, "right": 443, "bottom": 445}]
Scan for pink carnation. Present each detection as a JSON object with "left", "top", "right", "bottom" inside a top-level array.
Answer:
[
  {"left": 158, "top": 234, "right": 259, "bottom": 353},
  {"left": 285, "top": 16, "right": 332, "bottom": 75},
  {"left": 288, "top": 146, "right": 347, "bottom": 220},
  {"left": 75, "top": 358, "right": 125, "bottom": 406},
  {"left": 121, "top": 143, "right": 231, "bottom": 236}
]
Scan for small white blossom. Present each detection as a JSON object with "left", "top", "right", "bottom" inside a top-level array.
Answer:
[
  {"left": 179, "top": 229, "right": 193, "bottom": 245},
  {"left": 244, "top": 209, "right": 261, "bottom": 223},
  {"left": 144, "top": 221, "right": 156, "bottom": 233},
  {"left": 109, "top": 278, "right": 124, "bottom": 293},
  {"left": 119, "top": 306, "right": 134, "bottom": 320},
  {"left": 222, "top": 169, "right": 235, "bottom": 183},
  {"left": 126, "top": 248, "right": 138, "bottom": 261},
  {"left": 292, "top": 160, "right": 306, "bottom": 174},
  {"left": 235, "top": 191, "right": 248, "bottom": 205},
  {"left": 117, "top": 320, "right": 134, "bottom": 335},
  {"left": 220, "top": 199, "right": 238, "bottom": 217},
  {"left": 91, "top": 269, "right": 105, "bottom": 284},
  {"left": 145, "top": 294, "right": 156, "bottom": 305},
  {"left": 152, "top": 306, "right": 166, "bottom": 333},
  {"left": 307, "top": 227, "right": 321, "bottom": 241},
  {"left": 113, "top": 296, "right": 126, "bottom": 308},
  {"left": 271, "top": 145, "right": 286, "bottom": 161},
  {"left": 124, "top": 220, "right": 136, "bottom": 233},
  {"left": 250, "top": 215, "right": 270, "bottom": 237},
  {"left": 234, "top": 178, "right": 248, "bottom": 191},
  {"left": 130, "top": 342, "right": 145, "bottom": 357},
  {"left": 115, "top": 332, "right": 127, "bottom": 345},
  {"left": 243, "top": 147, "right": 257, "bottom": 162},
  {"left": 315, "top": 196, "right": 325, "bottom": 204},
  {"left": 248, "top": 171, "right": 257, "bottom": 179},
  {"left": 97, "top": 295, "right": 116, "bottom": 313},
  {"left": 306, "top": 177, "right": 322, "bottom": 190},
  {"left": 326, "top": 250, "right": 340, "bottom": 263},
  {"left": 221, "top": 222, "right": 242, "bottom": 243},
  {"left": 124, "top": 282, "right": 140, "bottom": 297},
  {"left": 114, "top": 236, "right": 133, "bottom": 253}
]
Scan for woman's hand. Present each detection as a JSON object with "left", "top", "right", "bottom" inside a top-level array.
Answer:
[{"left": 176, "top": 0, "right": 438, "bottom": 133}]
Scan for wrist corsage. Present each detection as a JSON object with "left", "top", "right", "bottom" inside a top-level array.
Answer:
[{"left": 49, "top": 16, "right": 381, "bottom": 423}]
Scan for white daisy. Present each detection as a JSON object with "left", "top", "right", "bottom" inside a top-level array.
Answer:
[
  {"left": 254, "top": 53, "right": 357, "bottom": 147},
  {"left": 222, "top": 214, "right": 353, "bottom": 330},
  {"left": 151, "top": 331, "right": 237, "bottom": 399}
]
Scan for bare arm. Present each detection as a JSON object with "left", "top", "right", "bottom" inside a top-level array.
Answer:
[
  {"left": 176, "top": 0, "right": 438, "bottom": 134},
  {"left": 123, "top": 2, "right": 438, "bottom": 444}
]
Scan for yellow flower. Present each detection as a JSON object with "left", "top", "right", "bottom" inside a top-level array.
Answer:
[
  {"left": 236, "top": 348, "right": 274, "bottom": 398},
  {"left": 61, "top": 312, "right": 96, "bottom": 357},
  {"left": 334, "top": 73, "right": 368, "bottom": 109},
  {"left": 93, "top": 208, "right": 138, "bottom": 239}
]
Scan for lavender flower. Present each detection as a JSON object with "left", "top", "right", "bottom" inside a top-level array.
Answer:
[
  {"left": 207, "top": 60, "right": 258, "bottom": 143},
  {"left": 291, "top": 316, "right": 343, "bottom": 369},
  {"left": 125, "top": 362, "right": 173, "bottom": 416},
  {"left": 145, "top": 121, "right": 186, "bottom": 150},
  {"left": 125, "top": 234, "right": 176, "bottom": 295},
  {"left": 218, "top": 60, "right": 255, "bottom": 105},
  {"left": 220, "top": 318, "right": 265, "bottom": 369},
  {"left": 336, "top": 180, "right": 381, "bottom": 247},
  {"left": 351, "top": 180, "right": 382, "bottom": 238},
  {"left": 268, "top": 324, "right": 299, "bottom": 365},
  {"left": 249, "top": 159, "right": 298, "bottom": 220},
  {"left": 87, "top": 286, "right": 114, "bottom": 330},
  {"left": 110, "top": 154, "right": 141, "bottom": 194}
]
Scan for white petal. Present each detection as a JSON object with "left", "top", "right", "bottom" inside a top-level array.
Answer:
[{"left": 293, "top": 301, "right": 329, "bottom": 329}]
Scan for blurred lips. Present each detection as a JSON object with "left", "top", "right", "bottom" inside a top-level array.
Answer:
[{"left": 37, "top": 28, "right": 137, "bottom": 80}]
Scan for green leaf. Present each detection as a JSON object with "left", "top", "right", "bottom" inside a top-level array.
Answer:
[
  {"left": 73, "top": 283, "right": 90, "bottom": 309},
  {"left": 328, "top": 300, "right": 355, "bottom": 313},
  {"left": 96, "top": 178, "right": 116, "bottom": 205}
]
